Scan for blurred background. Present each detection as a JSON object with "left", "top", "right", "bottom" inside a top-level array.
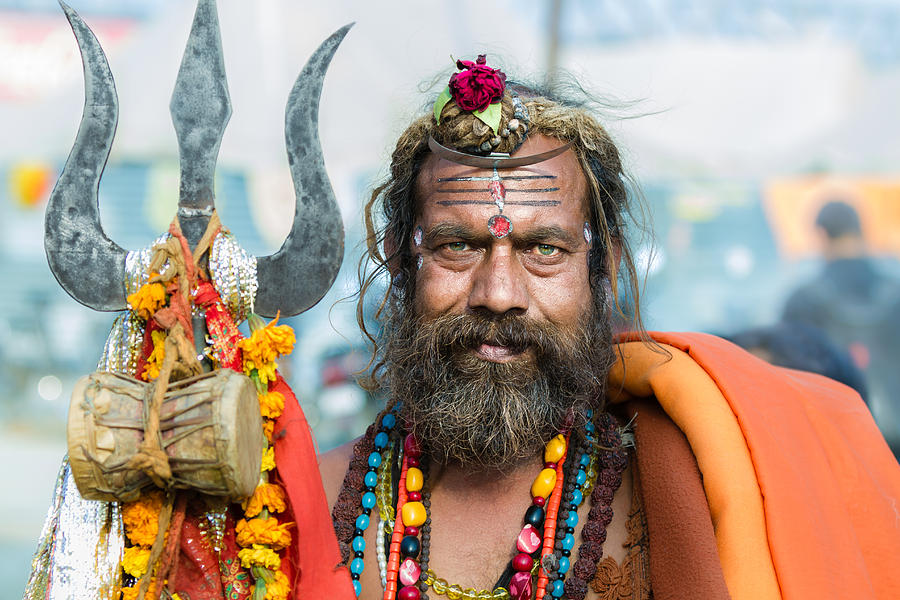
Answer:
[{"left": 4, "top": 0, "right": 900, "bottom": 592}]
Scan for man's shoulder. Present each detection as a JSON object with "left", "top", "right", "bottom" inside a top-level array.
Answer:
[{"left": 318, "top": 437, "right": 360, "bottom": 510}]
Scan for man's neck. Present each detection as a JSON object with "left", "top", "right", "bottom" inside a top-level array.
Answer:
[{"left": 429, "top": 452, "right": 546, "bottom": 499}]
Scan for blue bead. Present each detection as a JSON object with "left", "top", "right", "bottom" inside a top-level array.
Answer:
[
  {"left": 551, "top": 579, "right": 565, "bottom": 597},
  {"left": 353, "top": 580, "right": 362, "bottom": 597},
  {"left": 576, "top": 470, "right": 587, "bottom": 486},
  {"left": 355, "top": 514, "right": 370, "bottom": 530},
  {"left": 368, "top": 452, "right": 382, "bottom": 468},
  {"left": 572, "top": 489, "right": 583, "bottom": 506},
  {"left": 364, "top": 471, "right": 378, "bottom": 488},
  {"left": 362, "top": 492, "right": 376, "bottom": 509},
  {"left": 382, "top": 413, "right": 396, "bottom": 429},
  {"left": 352, "top": 536, "right": 366, "bottom": 552},
  {"left": 566, "top": 511, "right": 578, "bottom": 528},
  {"left": 562, "top": 533, "right": 575, "bottom": 550},
  {"left": 558, "top": 556, "right": 570, "bottom": 574},
  {"left": 585, "top": 409, "right": 593, "bottom": 419},
  {"left": 374, "top": 432, "right": 389, "bottom": 450},
  {"left": 585, "top": 421, "right": 595, "bottom": 432},
  {"left": 350, "top": 558, "right": 365, "bottom": 574},
  {"left": 579, "top": 453, "right": 590, "bottom": 466}
]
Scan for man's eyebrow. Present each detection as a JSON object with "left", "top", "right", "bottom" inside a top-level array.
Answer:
[
  {"left": 423, "top": 223, "right": 489, "bottom": 244},
  {"left": 436, "top": 174, "right": 557, "bottom": 182},
  {"left": 513, "top": 226, "right": 580, "bottom": 247}
]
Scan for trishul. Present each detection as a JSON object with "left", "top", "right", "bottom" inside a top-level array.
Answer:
[{"left": 45, "top": 0, "right": 350, "bottom": 318}]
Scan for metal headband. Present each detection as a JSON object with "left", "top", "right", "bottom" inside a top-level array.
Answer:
[
  {"left": 427, "top": 136, "right": 574, "bottom": 169},
  {"left": 45, "top": 0, "right": 351, "bottom": 317}
]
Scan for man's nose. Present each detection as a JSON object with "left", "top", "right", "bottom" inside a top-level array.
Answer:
[{"left": 467, "top": 249, "right": 529, "bottom": 316}]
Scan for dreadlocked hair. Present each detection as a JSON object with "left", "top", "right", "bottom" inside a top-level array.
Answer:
[{"left": 356, "top": 81, "right": 648, "bottom": 392}]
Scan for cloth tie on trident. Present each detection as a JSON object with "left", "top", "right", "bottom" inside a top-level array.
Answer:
[{"left": 30, "top": 1, "right": 358, "bottom": 599}]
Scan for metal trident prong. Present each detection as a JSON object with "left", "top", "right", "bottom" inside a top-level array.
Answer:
[{"left": 45, "top": 1, "right": 351, "bottom": 318}]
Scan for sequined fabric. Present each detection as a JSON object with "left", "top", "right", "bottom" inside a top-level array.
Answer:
[
  {"left": 209, "top": 231, "right": 257, "bottom": 323},
  {"left": 23, "top": 460, "right": 124, "bottom": 600}
]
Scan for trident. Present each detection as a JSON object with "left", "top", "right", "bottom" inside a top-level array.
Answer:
[{"left": 45, "top": 0, "right": 350, "bottom": 319}]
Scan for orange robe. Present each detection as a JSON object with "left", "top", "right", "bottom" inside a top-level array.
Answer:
[{"left": 612, "top": 332, "right": 900, "bottom": 600}]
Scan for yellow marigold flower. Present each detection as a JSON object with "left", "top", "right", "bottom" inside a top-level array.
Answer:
[
  {"left": 252, "top": 361, "right": 278, "bottom": 386},
  {"left": 264, "top": 571, "right": 291, "bottom": 600},
  {"left": 121, "top": 545, "right": 151, "bottom": 578},
  {"left": 259, "top": 320, "right": 296, "bottom": 357},
  {"left": 242, "top": 483, "right": 287, "bottom": 517},
  {"left": 263, "top": 420, "right": 274, "bottom": 443},
  {"left": 127, "top": 275, "right": 167, "bottom": 321},
  {"left": 237, "top": 544, "right": 281, "bottom": 570},
  {"left": 261, "top": 446, "right": 276, "bottom": 472},
  {"left": 141, "top": 330, "right": 167, "bottom": 382},
  {"left": 119, "top": 579, "right": 158, "bottom": 600},
  {"left": 122, "top": 490, "right": 164, "bottom": 546},
  {"left": 235, "top": 517, "right": 293, "bottom": 550},
  {"left": 259, "top": 391, "right": 285, "bottom": 420}
]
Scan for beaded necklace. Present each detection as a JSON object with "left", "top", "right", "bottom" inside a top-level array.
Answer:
[{"left": 333, "top": 408, "right": 626, "bottom": 600}]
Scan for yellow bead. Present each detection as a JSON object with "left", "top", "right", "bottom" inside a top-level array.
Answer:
[
  {"left": 544, "top": 434, "right": 566, "bottom": 463},
  {"left": 531, "top": 467, "right": 557, "bottom": 499},
  {"left": 447, "top": 584, "right": 464, "bottom": 600},
  {"left": 433, "top": 578, "right": 449, "bottom": 594},
  {"left": 406, "top": 467, "right": 424, "bottom": 492},
  {"left": 401, "top": 501, "right": 427, "bottom": 527},
  {"left": 462, "top": 588, "right": 478, "bottom": 600}
]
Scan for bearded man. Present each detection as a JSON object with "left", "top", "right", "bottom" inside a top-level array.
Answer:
[{"left": 317, "top": 57, "right": 900, "bottom": 600}]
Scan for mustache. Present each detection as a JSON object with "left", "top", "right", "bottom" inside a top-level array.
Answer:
[{"left": 413, "top": 312, "right": 577, "bottom": 359}]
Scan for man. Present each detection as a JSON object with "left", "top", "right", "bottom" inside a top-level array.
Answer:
[
  {"left": 782, "top": 200, "right": 900, "bottom": 458},
  {"left": 317, "top": 58, "right": 900, "bottom": 600}
]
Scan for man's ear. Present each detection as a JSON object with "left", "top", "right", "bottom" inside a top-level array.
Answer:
[{"left": 383, "top": 230, "right": 400, "bottom": 277}]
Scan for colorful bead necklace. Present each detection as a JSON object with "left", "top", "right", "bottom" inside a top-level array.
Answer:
[{"left": 334, "top": 408, "right": 626, "bottom": 600}]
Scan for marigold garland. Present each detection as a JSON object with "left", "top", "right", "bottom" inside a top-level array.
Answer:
[
  {"left": 127, "top": 274, "right": 166, "bottom": 320},
  {"left": 141, "top": 329, "right": 167, "bottom": 382},
  {"left": 121, "top": 546, "right": 152, "bottom": 578},
  {"left": 261, "top": 447, "right": 276, "bottom": 472},
  {"left": 121, "top": 490, "right": 165, "bottom": 547},
  {"left": 236, "top": 517, "right": 292, "bottom": 550},
  {"left": 258, "top": 391, "right": 285, "bottom": 419},
  {"left": 119, "top": 579, "right": 160, "bottom": 600},
  {"left": 264, "top": 571, "right": 291, "bottom": 600},
  {"left": 237, "top": 544, "right": 282, "bottom": 570}
]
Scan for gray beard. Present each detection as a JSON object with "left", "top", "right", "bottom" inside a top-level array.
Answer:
[{"left": 381, "top": 301, "right": 615, "bottom": 469}]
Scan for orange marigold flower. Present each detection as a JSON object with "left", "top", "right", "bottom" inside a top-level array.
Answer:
[
  {"left": 127, "top": 275, "right": 167, "bottom": 321},
  {"left": 237, "top": 544, "right": 281, "bottom": 570},
  {"left": 121, "top": 490, "right": 164, "bottom": 546},
  {"left": 264, "top": 571, "right": 291, "bottom": 600},
  {"left": 260, "top": 446, "right": 276, "bottom": 472},
  {"left": 239, "top": 315, "right": 296, "bottom": 368},
  {"left": 242, "top": 483, "right": 287, "bottom": 517},
  {"left": 263, "top": 420, "right": 274, "bottom": 443},
  {"left": 259, "top": 391, "right": 285, "bottom": 420},
  {"left": 235, "top": 517, "right": 293, "bottom": 550},
  {"left": 259, "top": 320, "right": 296, "bottom": 357}
]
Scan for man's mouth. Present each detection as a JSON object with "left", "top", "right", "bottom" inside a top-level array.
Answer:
[{"left": 474, "top": 342, "right": 527, "bottom": 363}]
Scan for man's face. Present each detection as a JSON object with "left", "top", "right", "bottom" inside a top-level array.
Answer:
[
  {"left": 380, "top": 134, "right": 614, "bottom": 469},
  {"left": 412, "top": 134, "right": 593, "bottom": 344}
]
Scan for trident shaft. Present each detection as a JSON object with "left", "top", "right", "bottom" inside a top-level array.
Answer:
[{"left": 45, "top": 0, "right": 350, "bottom": 318}]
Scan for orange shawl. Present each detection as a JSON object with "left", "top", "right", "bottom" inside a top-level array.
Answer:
[{"left": 611, "top": 332, "right": 900, "bottom": 600}]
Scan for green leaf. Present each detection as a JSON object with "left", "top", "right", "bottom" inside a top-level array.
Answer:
[
  {"left": 474, "top": 101, "right": 502, "bottom": 135},
  {"left": 433, "top": 87, "right": 452, "bottom": 124}
]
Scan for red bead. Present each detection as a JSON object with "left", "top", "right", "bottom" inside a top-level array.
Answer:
[
  {"left": 404, "top": 434, "right": 422, "bottom": 459},
  {"left": 407, "top": 491, "right": 422, "bottom": 501},
  {"left": 404, "top": 526, "right": 419, "bottom": 536},
  {"left": 407, "top": 456, "right": 420, "bottom": 467},
  {"left": 532, "top": 496, "right": 546, "bottom": 507},
  {"left": 512, "top": 552, "right": 533, "bottom": 572},
  {"left": 544, "top": 461, "right": 556, "bottom": 469},
  {"left": 398, "top": 585, "right": 421, "bottom": 600}
]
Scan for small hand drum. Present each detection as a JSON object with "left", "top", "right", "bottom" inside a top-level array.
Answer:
[{"left": 67, "top": 369, "right": 264, "bottom": 503}]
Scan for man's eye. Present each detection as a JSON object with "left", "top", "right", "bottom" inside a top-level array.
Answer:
[
  {"left": 446, "top": 241, "right": 468, "bottom": 251},
  {"left": 536, "top": 244, "right": 559, "bottom": 256}
]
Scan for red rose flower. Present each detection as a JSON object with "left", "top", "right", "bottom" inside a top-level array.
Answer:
[{"left": 448, "top": 54, "right": 506, "bottom": 112}]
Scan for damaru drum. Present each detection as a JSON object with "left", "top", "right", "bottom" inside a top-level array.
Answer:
[{"left": 67, "top": 369, "right": 264, "bottom": 503}]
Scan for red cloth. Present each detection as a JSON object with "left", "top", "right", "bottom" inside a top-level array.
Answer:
[{"left": 273, "top": 375, "right": 355, "bottom": 600}]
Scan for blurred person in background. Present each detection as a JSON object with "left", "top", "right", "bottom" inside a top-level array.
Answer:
[
  {"left": 782, "top": 200, "right": 900, "bottom": 458},
  {"left": 725, "top": 322, "right": 868, "bottom": 402}
]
